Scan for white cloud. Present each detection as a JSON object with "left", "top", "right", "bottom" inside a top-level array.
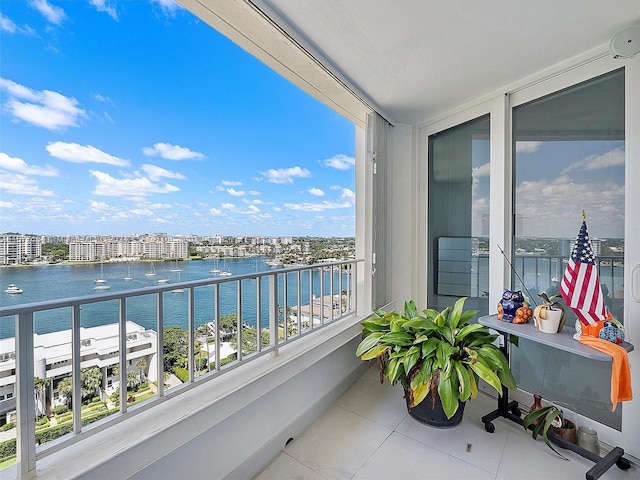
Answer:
[
  {"left": 0, "top": 172, "right": 55, "bottom": 196},
  {"left": 1, "top": 14, "right": 19, "bottom": 33},
  {"left": 221, "top": 203, "right": 236, "bottom": 211},
  {"left": 561, "top": 147, "right": 625, "bottom": 175},
  {"left": 242, "top": 198, "right": 262, "bottom": 205},
  {"left": 222, "top": 180, "right": 242, "bottom": 186},
  {"left": 93, "top": 93, "right": 114, "bottom": 105},
  {"left": 308, "top": 188, "right": 324, "bottom": 197},
  {"left": 89, "top": 0, "right": 118, "bottom": 20},
  {"left": 0, "top": 152, "right": 59, "bottom": 176},
  {"left": 142, "top": 142, "right": 205, "bottom": 160},
  {"left": 341, "top": 188, "right": 355, "bottom": 204},
  {"left": 88, "top": 199, "right": 110, "bottom": 211},
  {"left": 150, "top": 0, "right": 183, "bottom": 16},
  {"left": 515, "top": 176, "right": 624, "bottom": 237},
  {"left": 209, "top": 207, "right": 224, "bottom": 216},
  {"left": 472, "top": 162, "right": 490, "bottom": 178},
  {"left": 515, "top": 141, "right": 542, "bottom": 154},
  {"left": 248, "top": 190, "right": 260, "bottom": 196},
  {"left": 140, "top": 164, "right": 185, "bottom": 182},
  {"left": 90, "top": 170, "right": 180, "bottom": 197},
  {"left": 31, "top": 0, "right": 66, "bottom": 24},
  {"left": 321, "top": 154, "right": 354, "bottom": 170},
  {"left": 259, "top": 166, "right": 311, "bottom": 184},
  {"left": 47, "top": 142, "right": 130, "bottom": 166},
  {"left": 0, "top": 78, "right": 86, "bottom": 131},
  {"left": 226, "top": 188, "right": 245, "bottom": 197},
  {"left": 284, "top": 200, "right": 352, "bottom": 212}
]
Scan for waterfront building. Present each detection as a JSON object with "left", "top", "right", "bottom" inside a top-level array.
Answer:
[
  {"left": 0, "top": 233, "right": 42, "bottom": 266},
  {"left": 0, "top": 321, "right": 157, "bottom": 424}
]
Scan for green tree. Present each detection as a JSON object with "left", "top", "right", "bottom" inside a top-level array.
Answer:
[
  {"left": 34, "top": 376, "right": 51, "bottom": 417},
  {"left": 81, "top": 367, "right": 102, "bottom": 400},
  {"left": 126, "top": 370, "right": 139, "bottom": 390},
  {"left": 57, "top": 376, "right": 72, "bottom": 406},
  {"left": 136, "top": 357, "right": 148, "bottom": 383},
  {"left": 163, "top": 326, "right": 188, "bottom": 371}
]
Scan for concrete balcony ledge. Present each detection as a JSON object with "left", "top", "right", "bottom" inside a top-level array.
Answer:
[{"left": 20, "top": 316, "right": 367, "bottom": 480}]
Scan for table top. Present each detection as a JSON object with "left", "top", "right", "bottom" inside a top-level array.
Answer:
[{"left": 479, "top": 314, "right": 634, "bottom": 361}]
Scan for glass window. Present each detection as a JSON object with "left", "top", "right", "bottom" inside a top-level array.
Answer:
[
  {"left": 512, "top": 69, "right": 625, "bottom": 429},
  {"left": 428, "top": 115, "right": 490, "bottom": 314}
]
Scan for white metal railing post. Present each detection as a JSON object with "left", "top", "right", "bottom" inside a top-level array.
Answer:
[
  {"left": 256, "top": 277, "right": 262, "bottom": 352},
  {"left": 188, "top": 288, "right": 194, "bottom": 383},
  {"left": 119, "top": 298, "right": 127, "bottom": 413},
  {"left": 269, "top": 274, "right": 278, "bottom": 356},
  {"left": 71, "top": 305, "right": 81, "bottom": 433},
  {"left": 15, "top": 312, "right": 36, "bottom": 479},
  {"left": 236, "top": 280, "right": 243, "bottom": 362},
  {"left": 282, "top": 273, "right": 288, "bottom": 341},
  {"left": 156, "top": 292, "right": 164, "bottom": 398},
  {"left": 214, "top": 283, "right": 220, "bottom": 371}
]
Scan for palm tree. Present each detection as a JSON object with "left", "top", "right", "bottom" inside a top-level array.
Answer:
[
  {"left": 136, "top": 357, "right": 148, "bottom": 383},
  {"left": 127, "top": 370, "right": 140, "bottom": 390},
  {"left": 34, "top": 376, "right": 51, "bottom": 417},
  {"left": 80, "top": 367, "right": 102, "bottom": 400}
]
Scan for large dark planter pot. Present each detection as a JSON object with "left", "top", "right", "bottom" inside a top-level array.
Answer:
[{"left": 406, "top": 390, "right": 465, "bottom": 428}]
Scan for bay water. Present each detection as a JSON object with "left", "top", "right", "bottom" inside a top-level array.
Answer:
[{"left": 0, "top": 258, "right": 347, "bottom": 339}]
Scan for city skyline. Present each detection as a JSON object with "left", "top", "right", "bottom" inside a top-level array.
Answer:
[{"left": 0, "top": 1, "right": 356, "bottom": 237}]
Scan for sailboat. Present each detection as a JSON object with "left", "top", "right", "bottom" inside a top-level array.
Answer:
[
  {"left": 218, "top": 259, "right": 232, "bottom": 276},
  {"left": 209, "top": 258, "right": 221, "bottom": 274},
  {"left": 170, "top": 260, "right": 182, "bottom": 272},
  {"left": 145, "top": 262, "right": 156, "bottom": 277},
  {"left": 171, "top": 271, "right": 184, "bottom": 293},
  {"left": 95, "top": 263, "right": 107, "bottom": 283},
  {"left": 123, "top": 265, "right": 133, "bottom": 281},
  {"left": 94, "top": 263, "right": 111, "bottom": 290}
]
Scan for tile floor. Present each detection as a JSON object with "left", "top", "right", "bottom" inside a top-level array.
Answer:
[{"left": 255, "top": 364, "right": 638, "bottom": 480}]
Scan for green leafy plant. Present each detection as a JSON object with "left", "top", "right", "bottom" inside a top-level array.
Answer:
[
  {"left": 535, "top": 292, "right": 566, "bottom": 331},
  {"left": 522, "top": 404, "right": 571, "bottom": 460},
  {"left": 356, "top": 297, "right": 516, "bottom": 419}
]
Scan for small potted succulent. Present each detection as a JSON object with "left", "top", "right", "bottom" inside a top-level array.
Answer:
[{"left": 533, "top": 292, "right": 566, "bottom": 333}]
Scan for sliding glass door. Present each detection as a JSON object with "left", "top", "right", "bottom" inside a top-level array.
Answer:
[
  {"left": 427, "top": 115, "right": 490, "bottom": 314},
  {"left": 510, "top": 69, "right": 625, "bottom": 428}
]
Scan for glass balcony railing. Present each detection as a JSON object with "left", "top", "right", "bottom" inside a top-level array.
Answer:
[{"left": 0, "top": 259, "right": 362, "bottom": 477}]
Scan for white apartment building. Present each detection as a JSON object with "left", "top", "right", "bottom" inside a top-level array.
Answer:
[
  {"left": 69, "top": 238, "right": 188, "bottom": 262},
  {"left": 0, "top": 321, "right": 157, "bottom": 423},
  {"left": 0, "top": 233, "right": 42, "bottom": 265}
]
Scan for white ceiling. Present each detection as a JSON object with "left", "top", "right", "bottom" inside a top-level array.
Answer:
[{"left": 257, "top": 0, "right": 639, "bottom": 125}]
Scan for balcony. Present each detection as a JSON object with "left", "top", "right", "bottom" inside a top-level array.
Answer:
[
  {"left": 256, "top": 363, "right": 635, "bottom": 479},
  {"left": 1, "top": 260, "right": 366, "bottom": 479}
]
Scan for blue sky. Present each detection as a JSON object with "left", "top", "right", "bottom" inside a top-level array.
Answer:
[{"left": 0, "top": 0, "right": 356, "bottom": 237}]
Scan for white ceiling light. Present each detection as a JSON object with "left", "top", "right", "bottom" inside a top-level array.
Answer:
[{"left": 610, "top": 25, "right": 640, "bottom": 59}]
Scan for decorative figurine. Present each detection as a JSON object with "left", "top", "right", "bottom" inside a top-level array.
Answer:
[{"left": 497, "top": 289, "right": 531, "bottom": 323}]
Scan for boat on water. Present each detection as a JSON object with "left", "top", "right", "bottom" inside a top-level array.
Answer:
[
  {"left": 145, "top": 263, "right": 156, "bottom": 277},
  {"left": 218, "top": 260, "right": 232, "bottom": 276},
  {"left": 124, "top": 266, "right": 133, "bottom": 281},
  {"left": 158, "top": 278, "right": 170, "bottom": 284},
  {"left": 170, "top": 260, "right": 181, "bottom": 273},
  {"left": 172, "top": 271, "right": 184, "bottom": 293},
  {"left": 95, "top": 263, "right": 107, "bottom": 283},
  {"left": 94, "top": 284, "right": 111, "bottom": 291},
  {"left": 5, "top": 284, "right": 23, "bottom": 294},
  {"left": 209, "top": 258, "right": 221, "bottom": 274}
]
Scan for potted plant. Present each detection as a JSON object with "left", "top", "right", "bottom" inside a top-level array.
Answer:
[
  {"left": 522, "top": 400, "right": 577, "bottom": 460},
  {"left": 533, "top": 292, "right": 566, "bottom": 333},
  {"left": 356, "top": 297, "right": 517, "bottom": 427}
]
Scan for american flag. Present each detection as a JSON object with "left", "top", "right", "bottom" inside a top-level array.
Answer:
[{"left": 560, "top": 219, "right": 606, "bottom": 326}]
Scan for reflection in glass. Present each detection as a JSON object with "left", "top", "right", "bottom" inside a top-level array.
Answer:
[{"left": 512, "top": 69, "right": 625, "bottom": 429}]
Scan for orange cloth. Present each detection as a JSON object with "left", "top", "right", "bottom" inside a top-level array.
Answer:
[{"left": 578, "top": 335, "right": 633, "bottom": 411}]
